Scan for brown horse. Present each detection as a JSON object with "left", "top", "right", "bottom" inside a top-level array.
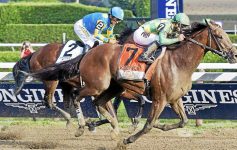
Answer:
[
  {"left": 13, "top": 40, "right": 117, "bottom": 133},
  {"left": 62, "top": 20, "right": 237, "bottom": 146},
  {"left": 21, "top": 21, "right": 237, "bottom": 145},
  {"left": 13, "top": 42, "right": 86, "bottom": 126}
]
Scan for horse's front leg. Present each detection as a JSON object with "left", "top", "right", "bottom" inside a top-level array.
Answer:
[
  {"left": 153, "top": 98, "right": 188, "bottom": 131},
  {"left": 92, "top": 94, "right": 120, "bottom": 140},
  {"left": 43, "top": 81, "right": 71, "bottom": 125},
  {"left": 121, "top": 96, "right": 167, "bottom": 146},
  {"left": 96, "top": 103, "right": 119, "bottom": 140},
  {"left": 129, "top": 95, "right": 146, "bottom": 132},
  {"left": 86, "top": 99, "right": 116, "bottom": 132}
]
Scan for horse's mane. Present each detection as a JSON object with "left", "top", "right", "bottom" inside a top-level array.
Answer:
[
  {"left": 184, "top": 22, "right": 207, "bottom": 36},
  {"left": 117, "top": 27, "right": 135, "bottom": 45}
]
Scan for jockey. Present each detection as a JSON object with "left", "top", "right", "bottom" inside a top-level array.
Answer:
[
  {"left": 134, "top": 13, "right": 191, "bottom": 64},
  {"left": 20, "top": 41, "right": 34, "bottom": 58},
  {"left": 74, "top": 7, "right": 124, "bottom": 52}
]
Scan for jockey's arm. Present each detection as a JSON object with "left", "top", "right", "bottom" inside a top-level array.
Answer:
[
  {"left": 94, "top": 20, "right": 109, "bottom": 43},
  {"left": 142, "top": 20, "right": 160, "bottom": 33},
  {"left": 158, "top": 22, "right": 180, "bottom": 45},
  {"left": 107, "top": 25, "right": 115, "bottom": 40}
]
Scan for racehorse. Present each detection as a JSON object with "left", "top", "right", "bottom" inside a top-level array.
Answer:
[
  {"left": 56, "top": 20, "right": 237, "bottom": 147},
  {"left": 19, "top": 20, "right": 237, "bottom": 146},
  {"left": 13, "top": 40, "right": 122, "bottom": 133},
  {"left": 13, "top": 42, "right": 87, "bottom": 126},
  {"left": 15, "top": 27, "right": 145, "bottom": 134}
]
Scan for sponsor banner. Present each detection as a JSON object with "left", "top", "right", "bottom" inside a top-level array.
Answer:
[
  {"left": 0, "top": 83, "right": 237, "bottom": 119},
  {"left": 124, "top": 83, "right": 237, "bottom": 119},
  {"left": 0, "top": 83, "right": 98, "bottom": 118},
  {"left": 157, "top": 0, "right": 183, "bottom": 18}
]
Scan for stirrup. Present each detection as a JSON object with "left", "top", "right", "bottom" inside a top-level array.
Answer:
[
  {"left": 83, "top": 44, "right": 91, "bottom": 53},
  {"left": 138, "top": 55, "right": 154, "bottom": 64}
]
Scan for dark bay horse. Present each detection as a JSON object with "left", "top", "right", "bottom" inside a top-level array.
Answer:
[
  {"left": 64, "top": 21, "right": 237, "bottom": 146},
  {"left": 13, "top": 42, "right": 84, "bottom": 126},
  {"left": 13, "top": 41, "right": 116, "bottom": 133}
]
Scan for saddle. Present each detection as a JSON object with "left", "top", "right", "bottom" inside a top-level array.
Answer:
[
  {"left": 117, "top": 43, "right": 164, "bottom": 82},
  {"left": 55, "top": 40, "right": 85, "bottom": 64}
]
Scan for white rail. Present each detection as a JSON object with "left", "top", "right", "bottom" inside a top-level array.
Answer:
[
  {"left": 197, "top": 63, "right": 237, "bottom": 69},
  {"left": 0, "top": 63, "right": 236, "bottom": 82},
  {"left": 0, "top": 43, "right": 48, "bottom": 47}
]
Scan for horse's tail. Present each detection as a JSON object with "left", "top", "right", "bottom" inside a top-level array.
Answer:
[
  {"left": 29, "top": 54, "right": 84, "bottom": 81},
  {"left": 13, "top": 55, "right": 32, "bottom": 95}
]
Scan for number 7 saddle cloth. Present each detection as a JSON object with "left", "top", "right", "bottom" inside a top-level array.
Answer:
[{"left": 117, "top": 43, "right": 158, "bottom": 81}]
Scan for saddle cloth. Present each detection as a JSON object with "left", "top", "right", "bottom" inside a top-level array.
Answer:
[
  {"left": 117, "top": 43, "right": 146, "bottom": 81},
  {"left": 56, "top": 40, "right": 84, "bottom": 64}
]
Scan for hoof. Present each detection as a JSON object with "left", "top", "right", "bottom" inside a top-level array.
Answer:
[
  {"left": 160, "top": 124, "right": 169, "bottom": 131},
  {"left": 115, "top": 140, "right": 127, "bottom": 150},
  {"left": 123, "top": 136, "right": 135, "bottom": 145},
  {"left": 128, "top": 125, "right": 137, "bottom": 134},
  {"left": 75, "top": 127, "right": 84, "bottom": 137},
  {"left": 87, "top": 123, "right": 96, "bottom": 132},
  {"left": 110, "top": 129, "right": 119, "bottom": 140},
  {"left": 66, "top": 119, "right": 72, "bottom": 128}
]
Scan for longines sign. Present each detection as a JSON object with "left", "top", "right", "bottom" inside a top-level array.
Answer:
[
  {"left": 0, "top": 83, "right": 237, "bottom": 119},
  {"left": 123, "top": 83, "right": 237, "bottom": 119}
]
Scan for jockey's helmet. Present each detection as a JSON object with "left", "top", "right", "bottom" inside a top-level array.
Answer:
[
  {"left": 172, "top": 13, "right": 190, "bottom": 26},
  {"left": 108, "top": 7, "right": 124, "bottom": 21}
]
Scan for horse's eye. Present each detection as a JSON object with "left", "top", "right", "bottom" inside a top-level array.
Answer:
[{"left": 216, "top": 35, "right": 223, "bottom": 39}]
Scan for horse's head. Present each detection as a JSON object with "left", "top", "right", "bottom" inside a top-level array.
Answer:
[{"left": 207, "top": 20, "right": 237, "bottom": 63}]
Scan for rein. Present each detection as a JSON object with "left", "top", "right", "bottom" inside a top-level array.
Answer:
[
  {"left": 187, "top": 38, "right": 228, "bottom": 59},
  {"left": 187, "top": 23, "right": 229, "bottom": 59}
]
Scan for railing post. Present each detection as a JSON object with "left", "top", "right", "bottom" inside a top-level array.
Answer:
[
  {"left": 235, "top": 25, "right": 237, "bottom": 35},
  {"left": 62, "top": 33, "right": 66, "bottom": 44}
]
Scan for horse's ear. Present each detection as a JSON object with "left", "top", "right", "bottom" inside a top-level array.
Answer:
[{"left": 204, "top": 19, "right": 209, "bottom": 26}]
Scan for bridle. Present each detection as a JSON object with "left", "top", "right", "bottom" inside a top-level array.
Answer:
[{"left": 187, "top": 20, "right": 233, "bottom": 59}]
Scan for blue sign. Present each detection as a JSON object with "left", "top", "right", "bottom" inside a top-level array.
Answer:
[
  {"left": 158, "top": 0, "right": 183, "bottom": 18},
  {"left": 0, "top": 83, "right": 98, "bottom": 118},
  {"left": 124, "top": 83, "right": 237, "bottom": 119},
  {"left": 0, "top": 83, "right": 237, "bottom": 119}
]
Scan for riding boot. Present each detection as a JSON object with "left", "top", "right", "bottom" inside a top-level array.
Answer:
[
  {"left": 138, "top": 41, "right": 160, "bottom": 64},
  {"left": 83, "top": 44, "right": 91, "bottom": 53}
]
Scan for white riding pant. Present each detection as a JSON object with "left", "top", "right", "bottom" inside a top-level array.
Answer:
[
  {"left": 74, "top": 19, "right": 103, "bottom": 47},
  {"left": 133, "top": 27, "right": 158, "bottom": 46}
]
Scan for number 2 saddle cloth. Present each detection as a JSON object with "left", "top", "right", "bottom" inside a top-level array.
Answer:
[
  {"left": 56, "top": 40, "right": 84, "bottom": 64},
  {"left": 117, "top": 43, "right": 158, "bottom": 81}
]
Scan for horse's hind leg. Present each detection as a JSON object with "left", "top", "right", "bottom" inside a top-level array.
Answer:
[
  {"left": 73, "top": 87, "right": 101, "bottom": 137},
  {"left": 43, "top": 81, "right": 71, "bottom": 125},
  {"left": 130, "top": 95, "right": 146, "bottom": 132},
  {"left": 153, "top": 98, "right": 188, "bottom": 131}
]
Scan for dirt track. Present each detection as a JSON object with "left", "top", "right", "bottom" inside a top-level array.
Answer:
[{"left": 1, "top": 120, "right": 237, "bottom": 150}]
